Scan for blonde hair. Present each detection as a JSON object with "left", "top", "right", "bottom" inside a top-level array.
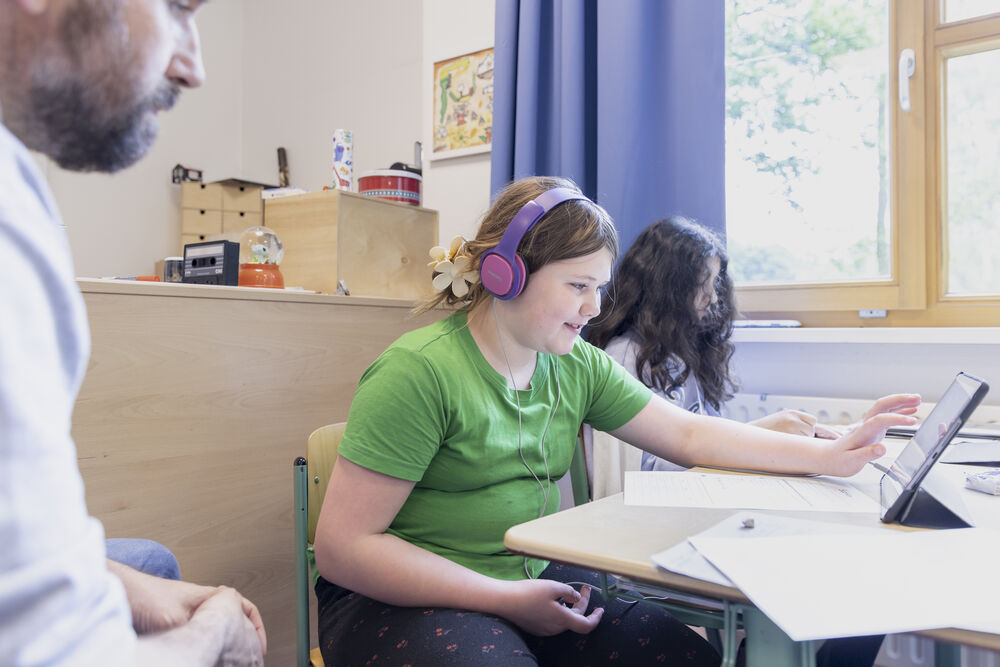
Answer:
[{"left": 415, "top": 176, "right": 619, "bottom": 315}]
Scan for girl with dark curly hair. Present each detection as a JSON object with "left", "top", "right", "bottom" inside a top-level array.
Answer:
[{"left": 585, "top": 217, "right": 919, "bottom": 498}]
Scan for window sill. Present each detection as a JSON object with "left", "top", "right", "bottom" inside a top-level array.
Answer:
[{"left": 732, "top": 327, "right": 1000, "bottom": 345}]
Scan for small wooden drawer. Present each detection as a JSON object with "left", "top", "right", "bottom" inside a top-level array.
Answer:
[
  {"left": 221, "top": 182, "right": 263, "bottom": 213},
  {"left": 180, "top": 233, "right": 209, "bottom": 253},
  {"left": 181, "top": 182, "right": 223, "bottom": 210},
  {"left": 181, "top": 208, "right": 223, "bottom": 236},
  {"left": 222, "top": 210, "right": 262, "bottom": 234}
]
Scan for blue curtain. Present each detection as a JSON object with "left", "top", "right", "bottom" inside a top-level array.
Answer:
[{"left": 491, "top": 0, "right": 726, "bottom": 252}]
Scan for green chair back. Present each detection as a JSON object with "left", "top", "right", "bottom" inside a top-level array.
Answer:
[{"left": 294, "top": 423, "right": 346, "bottom": 667}]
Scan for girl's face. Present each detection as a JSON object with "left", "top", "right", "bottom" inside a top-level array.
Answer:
[
  {"left": 499, "top": 249, "right": 613, "bottom": 357},
  {"left": 693, "top": 256, "right": 722, "bottom": 320}
]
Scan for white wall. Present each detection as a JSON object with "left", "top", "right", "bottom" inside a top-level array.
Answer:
[
  {"left": 49, "top": 0, "right": 495, "bottom": 278},
  {"left": 239, "top": 0, "right": 424, "bottom": 193},
  {"left": 421, "top": 0, "right": 496, "bottom": 243},
  {"left": 730, "top": 329, "right": 1000, "bottom": 407}
]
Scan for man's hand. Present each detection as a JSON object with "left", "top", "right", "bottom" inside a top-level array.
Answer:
[
  {"left": 194, "top": 587, "right": 266, "bottom": 665},
  {"left": 106, "top": 559, "right": 266, "bottom": 655},
  {"left": 128, "top": 576, "right": 215, "bottom": 634},
  {"left": 107, "top": 559, "right": 214, "bottom": 633},
  {"left": 240, "top": 594, "right": 267, "bottom": 656}
]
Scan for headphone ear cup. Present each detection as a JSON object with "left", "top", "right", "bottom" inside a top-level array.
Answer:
[
  {"left": 479, "top": 187, "right": 590, "bottom": 299},
  {"left": 509, "top": 254, "right": 528, "bottom": 299},
  {"left": 480, "top": 251, "right": 517, "bottom": 298}
]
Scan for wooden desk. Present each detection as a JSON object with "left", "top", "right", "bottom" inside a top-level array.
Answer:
[
  {"left": 505, "top": 461, "right": 1000, "bottom": 667},
  {"left": 73, "top": 279, "right": 439, "bottom": 666}
]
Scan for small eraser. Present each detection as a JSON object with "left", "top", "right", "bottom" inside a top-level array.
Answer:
[{"left": 965, "top": 469, "right": 1000, "bottom": 496}]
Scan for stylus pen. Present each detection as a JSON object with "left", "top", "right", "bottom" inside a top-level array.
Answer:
[{"left": 869, "top": 461, "right": 891, "bottom": 474}]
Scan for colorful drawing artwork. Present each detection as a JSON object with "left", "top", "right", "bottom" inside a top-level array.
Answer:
[{"left": 433, "top": 47, "right": 493, "bottom": 156}]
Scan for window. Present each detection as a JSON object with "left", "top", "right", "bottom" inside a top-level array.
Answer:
[
  {"left": 726, "top": 0, "right": 1000, "bottom": 325},
  {"left": 726, "top": 0, "right": 892, "bottom": 286}
]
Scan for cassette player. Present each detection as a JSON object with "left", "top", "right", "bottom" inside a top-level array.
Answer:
[{"left": 182, "top": 240, "right": 239, "bottom": 286}]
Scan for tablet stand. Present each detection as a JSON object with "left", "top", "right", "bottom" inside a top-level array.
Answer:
[{"left": 882, "top": 465, "right": 974, "bottom": 529}]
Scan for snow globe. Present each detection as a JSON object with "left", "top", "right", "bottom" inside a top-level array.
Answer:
[{"left": 237, "top": 225, "right": 285, "bottom": 289}]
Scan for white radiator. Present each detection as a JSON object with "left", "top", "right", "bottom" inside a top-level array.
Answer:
[
  {"left": 722, "top": 392, "right": 1000, "bottom": 427},
  {"left": 723, "top": 392, "right": 1000, "bottom": 667}
]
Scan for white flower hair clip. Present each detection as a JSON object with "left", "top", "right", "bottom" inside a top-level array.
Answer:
[{"left": 428, "top": 235, "right": 479, "bottom": 297}]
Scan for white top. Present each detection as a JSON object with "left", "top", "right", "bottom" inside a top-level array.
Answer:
[
  {"left": 0, "top": 121, "right": 135, "bottom": 664},
  {"left": 586, "top": 334, "right": 721, "bottom": 498}
]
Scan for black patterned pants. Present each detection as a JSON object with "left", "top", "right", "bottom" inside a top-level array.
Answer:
[{"left": 316, "top": 562, "right": 722, "bottom": 666}]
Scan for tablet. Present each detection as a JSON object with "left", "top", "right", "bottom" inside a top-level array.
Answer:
[{"left": 880, "top": 372, "right": 989, "bottom": 526}]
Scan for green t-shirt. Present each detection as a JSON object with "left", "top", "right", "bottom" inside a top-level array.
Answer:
[{"left": 338, "top": 310, "right": 652, "bottom": 580}]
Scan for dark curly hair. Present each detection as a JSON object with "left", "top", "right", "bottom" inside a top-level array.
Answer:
[{"left": 586, "top": 217, "right": 737, "bottom": 410}]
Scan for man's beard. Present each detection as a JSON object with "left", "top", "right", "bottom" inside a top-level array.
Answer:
[{"left": 25, "top": 80, "right": 180, "bottom": 173}]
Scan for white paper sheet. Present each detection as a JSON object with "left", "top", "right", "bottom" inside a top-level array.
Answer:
[
  {"left": 651, "top": 512, "right": 884, "bottom": 587},
  {"left": 654, "top": 540, "right": 734, "bottom": 587},
  {"left": 689, "top": 527, "right": 1000, "bottom": 641},
  {"left": 624, "top": 471, "right": 881, "bottom": 513},
  {"left": 940, "top": 439, "right": 1000, "bottom": 464}
]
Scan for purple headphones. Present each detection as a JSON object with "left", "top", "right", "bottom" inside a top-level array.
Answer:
[{"left": 479, "top": 187, "right": 592, "bottom": 300}]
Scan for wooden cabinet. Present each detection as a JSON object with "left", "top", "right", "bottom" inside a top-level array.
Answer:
[{"left": 264, "top": 189, "right": 438, "bottom": 299}]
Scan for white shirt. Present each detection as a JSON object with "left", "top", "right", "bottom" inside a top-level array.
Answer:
[
  {"left": 0, "top": 120, "right": 135, "bottom": 665},
  {"left": 585, "top": 334, "right": 722, "bottom": 499}
]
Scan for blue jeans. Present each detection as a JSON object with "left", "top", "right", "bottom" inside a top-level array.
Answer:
[{"left": 105, "top": 538, "right": 181, "bottom": 580}]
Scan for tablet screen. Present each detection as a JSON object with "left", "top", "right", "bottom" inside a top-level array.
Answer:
[{"left": 881, "top": 372, "right": 987, "bottom": 518}]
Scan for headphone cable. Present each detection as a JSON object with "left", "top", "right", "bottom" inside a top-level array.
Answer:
[
  {"left": 492, "top": 299, "right": 560, "bottom": 516},
  {"left": 492, "top": 299, "right": 563, "bottom": 579}
]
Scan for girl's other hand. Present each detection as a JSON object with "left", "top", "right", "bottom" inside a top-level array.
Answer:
[
  {"left": 812, "top": 423, "right": 843, "bottom": 439},
  {"left": 862, "top": 394, "right": 921, "bottom": 422},
  {"left": 752, "top": 393, "right": 920, "bottom": 441},
  {"left": 751, "top": 409, "right": 818, "bottom": 437}
]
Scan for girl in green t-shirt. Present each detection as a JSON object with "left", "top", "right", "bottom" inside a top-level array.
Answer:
[{"left": 312, "top": 176, "right": 916, "bottom": 666}]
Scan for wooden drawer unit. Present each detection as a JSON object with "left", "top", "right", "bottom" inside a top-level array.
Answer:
[
  {"left": 179, "top": 179, "right": 271, "bottom": 255},
  {"left": 181, "top": 233, "right": 209, "bottom": 249},
  {"left": 181, "top": 182, "right": 223, "bottom": 210},
  {"left": 181, "top": 208, "right": 223, "bottom": 236},
  {"left": 221, "top": 182, "right": 263, "bottom": 213}
]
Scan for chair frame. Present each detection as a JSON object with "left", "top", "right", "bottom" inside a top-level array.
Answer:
[{"left": 293, "top": 456, "right": 311, "bottom": 667}]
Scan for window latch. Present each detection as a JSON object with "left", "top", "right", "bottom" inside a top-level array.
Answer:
[{"left": 898, "top": 48, "right": 916, "bottom": 112}]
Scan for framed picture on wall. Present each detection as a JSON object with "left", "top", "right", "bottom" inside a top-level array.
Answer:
[{"left": 430, "top": 47, "right": 494, "bottom": 160}]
